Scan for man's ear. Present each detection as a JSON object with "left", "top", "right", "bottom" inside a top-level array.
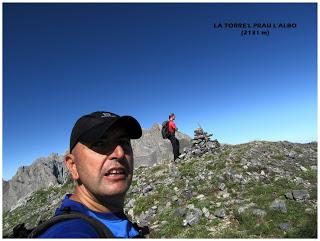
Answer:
[{"left": 65, "top": 153, "right": 79, "bottom": 180}]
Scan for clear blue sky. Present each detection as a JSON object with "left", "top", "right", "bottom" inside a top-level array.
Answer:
[{"left": 3, "top": 3, "right": 317, "bottom": 180}]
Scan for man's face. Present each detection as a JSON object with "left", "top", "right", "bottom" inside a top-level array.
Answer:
[{"left": 70, "top": 125, "right": 134, "bottom": 200}]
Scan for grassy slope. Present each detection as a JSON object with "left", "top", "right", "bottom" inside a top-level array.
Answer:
[{"left": 3, "top": 141, "right": 317, "bottom": 238}]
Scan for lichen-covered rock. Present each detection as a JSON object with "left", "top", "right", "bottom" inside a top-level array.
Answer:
[
  {"left": 252, "top": 209, "right": 267, "bottom": 218},
  {"left": 182, "top": 208, "right": 203, "bottom": 226},
  {"left": 270, "top": 199, "right": 287, "bottom": 213},
  {"left": 292, "top": 190, "right": 310, "bottom": 202},
  {"left": 214, "top": 208, "right": 226, "bottom": 218},
  {"left": 278, "top": 222, "right": 292, "bottom": 231}
]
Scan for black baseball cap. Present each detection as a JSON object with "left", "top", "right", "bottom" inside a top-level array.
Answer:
[{"left": 69, "top": 111, "right": 142, "bottom": 152}]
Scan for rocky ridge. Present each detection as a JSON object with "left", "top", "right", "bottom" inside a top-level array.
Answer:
[
  {"left": 3, "top": 128, "right": 317, "bottom": 238},
  {"left": 3, "top": 153, "right": 69, "bottom": 212}
]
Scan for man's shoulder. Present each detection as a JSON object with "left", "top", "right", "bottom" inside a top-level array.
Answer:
[
  {"left": 168, "top": 120, "right": 176, "bottom": 127},
  {"left": 37, "top": 218, "right": 99, "bottom": 238}
]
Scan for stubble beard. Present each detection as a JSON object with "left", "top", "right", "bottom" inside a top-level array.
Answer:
[{"left": 95, "top": 175, "right": 132, "bottom": 210}]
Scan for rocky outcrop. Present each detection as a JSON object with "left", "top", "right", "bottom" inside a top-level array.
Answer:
[
  {"left": 3, "top": 153, "right": 69, "bottom": 212},
  {"left": 131, "top": 124, "right": 191, "bottom": 166}
]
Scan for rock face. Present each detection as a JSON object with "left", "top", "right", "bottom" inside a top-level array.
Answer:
[
  {"left": 3, "top": 124, "right": 192, "bottom": 212},
  {"left": 131, "top": 124, "right": 192, "bottom": 167},
  {"left": 3, "top": 153, "right": 69, "bottom": 212}
]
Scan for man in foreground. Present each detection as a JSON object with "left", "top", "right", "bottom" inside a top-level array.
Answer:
[{"left": 37, "top": 111, "right": 145, "bottom": 238}]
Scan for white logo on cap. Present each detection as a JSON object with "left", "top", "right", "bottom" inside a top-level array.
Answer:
[{"left": 101, "top": 112, "right": 116, "bottom": 118}]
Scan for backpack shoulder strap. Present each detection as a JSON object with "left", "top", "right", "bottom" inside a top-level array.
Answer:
[
  {"left": 131, "top": 222, "right": 150, "bottom": 238},
  {"left": 28, "top": 211, "right": 115, "bottom": 238},
  {"left": 5, "top": 223, "right": 33, "bottom": 238}
]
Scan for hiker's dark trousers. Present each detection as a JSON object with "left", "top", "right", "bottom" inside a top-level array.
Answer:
[{"left": 168, "top": 134, "right": 180, "bottom": 160}]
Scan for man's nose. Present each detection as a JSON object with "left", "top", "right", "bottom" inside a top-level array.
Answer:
[{"left": 110, "top": 144, "right": 125, "bottom": 159}]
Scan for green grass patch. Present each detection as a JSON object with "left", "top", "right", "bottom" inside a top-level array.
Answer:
[
  {"left": 149, "top": 209, "right": 183, "bottom": 238},
  {"left": 245, "top": 178, "right": 298, "bottom": 207},
  {"left": 272, "top": 154, "right": 286, "bottom": 161},
  {"left": 181, "top": 218, "right": 211, "bottom": 238},
  {"left": 233, "top": 206, "right": 313, "bottom": 238},
  {"left": 133, "top": 195, "right": 156, "bottom": 215},
  {"left": 293, "top": 147, "right": 303, "bottom": 154},
  {"left": 150, "top": 165, "right": 164, "bottom": 173},
  {"left": 203, "top": 155, "right": 215, "bottom": 162},
  {"left": 308, "top": 189, "right": 317, "bottom": 200},
  {"left": 206, "top": 163, "right": 217, "bottom": 171},
  {"left": 179, "top": 161, "right": 198, "bottom": 178},
  {"left": 234, "top": 177, "right": 317, "bottom": 238},
  {"left": 246, "top": 165, "right": 261, "bottom": 173},
  {"left": 285, "top": 213, "right": 317, "bottom": 238},
  {"left": 214, "top": 159, "right": 226, "bottom": 171},
  {"left": 299, "top": 169, "right": 317, "bottom": 183}
]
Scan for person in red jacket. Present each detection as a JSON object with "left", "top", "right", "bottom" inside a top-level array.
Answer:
[{"left": 168, "top": 113, "right": 180, "bottom": 160}]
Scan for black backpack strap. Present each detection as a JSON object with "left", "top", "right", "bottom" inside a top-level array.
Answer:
[
  {"left": 5, "top": 223, "right": 33, "bottom": 238},
  {"left": 131, "top": 222, "right": 150, "bottom": 238},
  {"left": 28, "top": 211, "right": 115, "bottom": 238}
]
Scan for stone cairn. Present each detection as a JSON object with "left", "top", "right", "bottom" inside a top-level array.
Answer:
[{"left": 179, "top": 127, "right": 220, "bottom": 159}]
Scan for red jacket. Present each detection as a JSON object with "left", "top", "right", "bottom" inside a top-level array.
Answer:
[{"left": 168, "top": 120, "right": 177, "bottom": 133}]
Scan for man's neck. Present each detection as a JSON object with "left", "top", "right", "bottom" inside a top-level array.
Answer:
[{"left": 70, "top": 186, "right": 124, "bottom": 213}]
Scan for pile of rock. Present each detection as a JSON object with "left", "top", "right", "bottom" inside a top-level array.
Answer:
[{"left": 179, "top": 127, "right": 220, "bottom": 159}]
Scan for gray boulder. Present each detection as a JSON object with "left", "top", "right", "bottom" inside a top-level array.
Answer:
[
  {"left": 174, "top": 208, "right": 187, "bottom": 218},
  {"left": 252, "top": 209, "right": 267, "bottom": 218},
  {"left": 270, "top": 199, "right": 287, "bottom": 213},
  {"left": 305, "top": 208, "right": 315, "bottom": 215},
  {"left": 292, "top": 190, "right": 310, "bottom": 201},
  {"left": 214, "top": 208, "right": 226, "bottom": 218},
  {"left": 278, "top": 222, "right": 292, "bottom": 231},
  {"left": 182, "top": 208, "right": 203, "bottom": 226},
  {"left": 284, "top": 191, "right": 294, "bottom": 200}
]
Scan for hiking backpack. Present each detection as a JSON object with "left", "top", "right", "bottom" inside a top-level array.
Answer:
[
  {"left": 161, "top": 121, "right": 170, "bottom": 139},
  {"left": 5, "top": 207, "right": 149, "bottom": 238}
]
